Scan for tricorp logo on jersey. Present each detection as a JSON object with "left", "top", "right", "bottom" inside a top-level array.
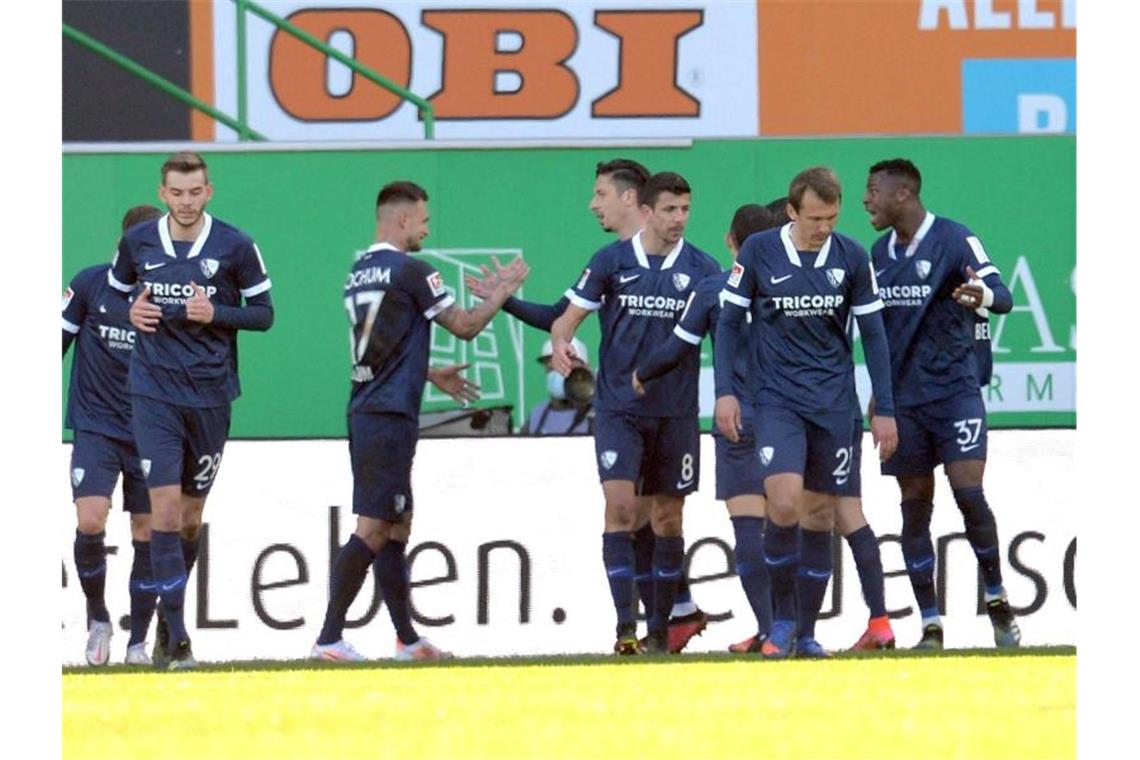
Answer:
[
  {"left": 147, "top": 282, "right": 219, "bottom": 305},
  {"left": 97, "top": 324, "right": 136, "bottom": 351},
  {"left": 880, "top": 284, "right": 933, "bottom": 307},
  {"left": 771, "top": 293, "right": 846, "bottom": 317},
  {"left": 617, "top": 293, "right": 687, "bottom": 319}
]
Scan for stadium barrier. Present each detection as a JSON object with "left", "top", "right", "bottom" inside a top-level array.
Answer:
[{"left": 60, "top": 429, "right": 1074, "bottom": 665}]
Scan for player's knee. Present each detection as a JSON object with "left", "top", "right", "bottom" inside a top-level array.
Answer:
[
  {"left": 389, "top": 517, "right": 413, "bottom": 543},
  {"left": 898, "top": 477, "right": 934, "bottom": 503},
  {"left": 604, "top": 502, "right": 637, "bottom": 531},
  {"left": 901, "top": 499, "right": 934, "bottom": 537},
  {"left": 75, "top": 498, "right": 110, "bottom": 534},
  {"left": 650, "top": 511, "right": 683, "bottom": 536},
  {"left": 952, "top": 486, "right": 993, "bottom": 527},
  {"left": 76, "top": 512, "right": 107, "bottom": 535}
]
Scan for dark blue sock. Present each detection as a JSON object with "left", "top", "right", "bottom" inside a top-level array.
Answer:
[
  {"left": 675, "top": 573, "right": 693, "bottom": 606},
  {"left": 846, "top": 525, "right": 887, "bottom": 618},
  {"left": 649, "top": 535, "right": 685, "bottom": 634},
  {"left": 796, "top": 529, "right": 833, "bottom": 639},
  {"left": 763, "top": 522, "right": 799, "bottom": 624},
  {"left": 181, "top": 534, "right": 201, "bottom": 575},
  {"left": 374, "top": 540, "right": 418, "bottom": 646},
  {"left": 128, "top": 540, "right": 158, "bottom": 646},
  {"left": 602, "top": 532, "right": 636, "bottom": 629},
  {"left": 901, "top": 499, "right": 938, "bottom": 614},
  {"left": 317, "top": 534, "right": 376, "bottom": 645},
  {"left": 731, "top": 516, "right": 772, "bottom": 637},
  {"left": 74, "top": 530, "right": 110, "bottom": 624},
  {"left": 631, "top": 523, "right": 655, "bottom": 618},
  {"left": 953, "top": 486, "right": 1004, "bottom": 591},
  {"left": 150, "top": 530, "right": 189, "bottom": 648}
]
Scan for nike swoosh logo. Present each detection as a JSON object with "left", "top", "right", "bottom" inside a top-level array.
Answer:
[
  {"left": 766, "top": 554, "right": 797, "bottom": 567},
  {"left": 770, "top": 274, "right": 793, "bottom": 284},
  {"left": 675, "top": 479, "right": 695, "bottom": 490},
  {"left": 606, "top": 568, "right": 628, "bottom": 577},
  {"left": 960, "top": 443, "right": 981, "bottom": 452},
  {"left": 135, "top": 581, "right": 159, "bottom": 592},
  {"left": 910, "top": 557, "right": 935, "bottom": 571},
  {"left": 619, "top": 274, "right": 640, "bottom": 284},
  {"left": 144, "top": 262, "right": 167, "bottom": 271},
  {"left": 195, "top": 482, "right": 210, "bottom": 490},
  {"left": 802, "top": 569, "right": 831, "bottom": 580},
  {"left": 875, "top": 270, "right": 888, "bottom": 278},
  {"left": 98, "top": 305, "right": 107, "bottom": 314},
  {"left": 160, "top": 579, "right": 185, "bottom": 593},
  {"left": 656, "top": 570, "right": 682, "bottom": 579}
]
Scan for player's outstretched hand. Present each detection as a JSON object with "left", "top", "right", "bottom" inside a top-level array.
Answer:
[
  {"left": 631, "top": 369, "right": 645, "bottom": 396},
  {"left": 428, "top": 363, "right": 480, "bottom": 404},
  {"left": 463, "top": 265, "right": 497, "bottom": 301},
  {"left": 550, "top": 336, "right": 578, "bottom": 377},
  {"left": 185, "top": 281, "right": 215, "bottom": 324},
  {"left": 715, "top": 395, "right": 742, "bottom": 443},
  {"left": 871, "top": 414, "right": 898, "bottom": 462},
  {"left": 496, "top": 256, "right": 530, "bottom": 295},
  {"left": 951, "top": 266, "right": 987, "bottom": 310},
  {"left": 129, "top": 284, "right": 162, "bottom": 333}
]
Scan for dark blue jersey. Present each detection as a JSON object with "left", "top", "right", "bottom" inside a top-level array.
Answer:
[
  {"left": 108, "top": 213, "right": 272, "bottom": 407},
  {"left": 662, "top": 271, "right": 754, "bottom": 433},
  {"left": 871, "top": 214, "right": 1010, "bottom": 406},
  {"left": 566, "top": 232, "right": 720, "bottom": 418},
  {"left": 720, "top": 224, "right": 884, "bottom": 414},
  {"left": 345, "top": 244, "right": 455, "bottom": 419},
  {"left": 974, "top": 311, "right": 994, "bottom": 386},
  {"left": 63, "top": 264, "right": 136, "bottom": 441}
]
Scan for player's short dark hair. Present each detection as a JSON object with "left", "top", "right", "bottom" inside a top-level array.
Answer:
[
  {"left": 869, "top": 158, "right": 922, "bottom": 195},
  {"left": 376, "top": 181, "right": 429, "bottom": 209},
  {"left": 161, "top": 151, "right": 208, "bottom": 183},
  {"left": 595, "top": 159, "right": 650, "bottom": 194},
  {"left": 728, "top": 204, "right": 776, "bottom": 248},
  {"left": 765, "top": 196, "right": 792, "bottom": 226},
  {"left": 788, "top": 166, "right": 842, "bottom": 211},
  {"left": 121, "top": 204, "right": 163, "bottom": 232},
  {"left": 639, "top": 171, "right": 691, "bottom": 208}
]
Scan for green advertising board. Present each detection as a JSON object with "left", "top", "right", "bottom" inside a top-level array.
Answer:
[{"left": 62, "top": 136, "right": 1074, "bottom": 438}]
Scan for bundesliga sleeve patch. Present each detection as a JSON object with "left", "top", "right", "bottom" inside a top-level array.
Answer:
[
  {"left": 576, "top": 268, "right": 591, "bottom": 290},
  {"left": 62, "top": 287, "right": 74, "bottom": 310},
  {"left": 727, "top": 261, "right": 745, "bottom": 288},
  {"left": 427, "top": 271, "right": 447, "bottom": 297}
]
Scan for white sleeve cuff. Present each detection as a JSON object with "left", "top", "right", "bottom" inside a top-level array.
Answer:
[
  {"left": 62, "top": 319, "right": 80, "bottom": 334},
  {"left": 719, "top": 290, "right": 751, "bottom": 309},
  {"left": 851, "top": 299, "right": 885, "bottom": 316},
  {"left": 565, "top": 290, "right": 602, "bottom": 311},
  {"left": 673, "top": 325, "right": 702, "bottom": 345}
]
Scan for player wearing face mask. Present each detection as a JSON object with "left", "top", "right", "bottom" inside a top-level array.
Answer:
[{"left": 525, "top": 337, "right": 594, "bottom": 435}]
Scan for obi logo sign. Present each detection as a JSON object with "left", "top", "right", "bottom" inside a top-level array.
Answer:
[{"left": 211, "top": 0, "right": 758, "bottom": 140}]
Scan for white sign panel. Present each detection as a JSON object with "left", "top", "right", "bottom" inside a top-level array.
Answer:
[
  {"left": 212, "top": 0, "right": 759, "bottom": 141},
  {"left": 60, "top": 431, "right": 1075, "bottom": 665}
]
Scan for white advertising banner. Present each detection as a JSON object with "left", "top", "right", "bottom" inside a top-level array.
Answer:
[
  {"left": 211, "top": 0, "right": 759, "bottom": 141},
  {"left": 60, "top": 431, "right": 1075, "bottom": 665}
]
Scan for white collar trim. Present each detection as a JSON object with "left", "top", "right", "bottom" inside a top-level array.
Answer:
[
  {"left": 159, "top": 212, "right": 213, "bottom": 259},
  {"left": 780, "top": 222, "right": 832, "bottom": 268},
  {"left": 631, "top": 231, "right": 685, "bottom": 270},
  {"left": 887, "top": 212, "right": 936, "bottom": 260}
]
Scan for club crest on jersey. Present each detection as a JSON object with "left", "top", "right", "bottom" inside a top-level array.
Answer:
[
  {"left": 915, "top": 260, "right": 931, "bottom": 281},
  {"left": 728, "top": 261, "right": 744, "bottom": 287},
  {"left": 600, "top": 450, "right": 618, "bottom": 470},
  {"left": 71, "top": 468, "right": 85, "bottom": 487},
  {"left": 199, "top": 258, "right": 220, "bottom": 280},
  {"left": 394, "top": 494, "right": 407, "bottom": 514},
  {"left": 62, "top": 287, "right": 74, "bottom": 310},
  {"left": 758, "top": 447, "right": 774, "bottom": 466},
  {"left": 826, "top": 269, "right": 846, "bottom": 289},
  {"left": 427, "top": 271, "right": 447, "bottom": 297},
  {"left": 672, "top": 273, "right": 691, "bottom": 292},
  {"left": 141, "top": 459, "right": 151, "bottom": 479}
]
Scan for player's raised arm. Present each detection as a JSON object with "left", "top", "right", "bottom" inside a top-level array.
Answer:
[
  {"left": 465, "top": 265, "right": 570, "bottom": 331},
  {"left": 435, "top": 256, "right": 529, "bottom": 340}
]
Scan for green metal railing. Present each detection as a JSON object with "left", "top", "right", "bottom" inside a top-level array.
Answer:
[{"left": 63, "top": 0, "right": 435, "bottom": 141}]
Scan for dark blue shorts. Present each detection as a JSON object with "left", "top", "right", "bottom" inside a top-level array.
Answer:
[
  {"left": 131, "top": 396, "right": 231, "bottom": 496},
  {"left": 714, "top": 415, "right": 764, "bottom": 501},
  {"left": 754, "top": 404, "right": 857, "bottom": 496},
  {"left": 70, "top": 430, "right": 150, "bottom": 513},
  {"left": 593, "top": 410, "right": 700, "bottom": 496},
  {"left": 835, "top": 411, "right": 864, "bottom": 498},
  {"left": 882, "top": 391, "right": 988, "bottom": 477},
  {"left": 348, "top": 411, "right": 418, "bottom": 521}
]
